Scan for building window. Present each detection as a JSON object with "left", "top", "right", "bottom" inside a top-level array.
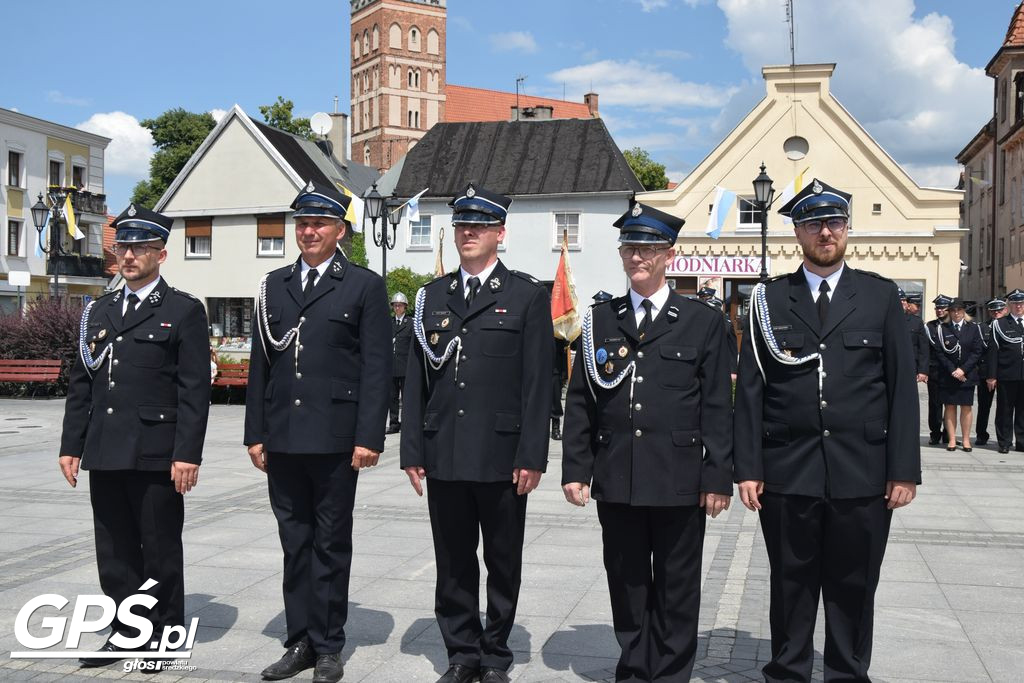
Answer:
[
  {"left": 1001, "top": 78, "right": 1008, "bottom": 122},
  {"left": 257, "top": 213, "right": 286, "bottom": 256},
  {"left": 871, "top": 203, "right": 882, "bottom": 214},
  {"left": 49, "top": 159, "right": 63, "bottom": 187},
  {"left": 408, "top": 27, "right": 420, "bottom": 51},
  {"left": 409, "top": 215, "right": 431, "bottom": 248},
  {"left": 408, "top": 111, "right": 420, "bottom": 128},
  {"left": 7, "top": 219, "right": 22, "bottom": 256},
  {"left": 7, "top": 150, "right": 22, "bottom": 187},
  {"left": 372, "top": 25, "right": 380, "bottom": 50},
  {"left": 207, "top": 297, "right": 254, "bottom": 337},
  {"left": 737, "top": 197, "right": 759, "bottom": 227},
  {"left": 73, "top": 165, "right": 86, "bottom": 190},
  {"left": 427, "top": 28, "right": 439, "bottom": 55},
  {"left": 553, "top": 212, "right": 580, "bottom": 249},
  {"left": 185, "top": 218, "right": 212, "bottom": 258},
  {"left": 1001, "top": 151, "right": 1007, "bottom": 205},
  {"left": 364, "top": 144, "right": 371, "bottom": 165},
  {"left": 1016, "top": 72, "right": 1024, "bottom": 123}
]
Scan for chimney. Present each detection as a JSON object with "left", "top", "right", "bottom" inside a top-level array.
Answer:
[
  {"left": 326, "top": 112, "right": 350, "bottom": 164},
  {"left": 584, "top": 92, "right": 599, "bottom": 117}
]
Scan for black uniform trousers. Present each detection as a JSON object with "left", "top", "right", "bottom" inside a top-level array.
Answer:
[
  {"left": 926, "top": 374, "right": 946, "bottom": 441},
  {"left": 597, "top": 502, "right": 705, "bottom": 683},
  {"left": 759, "top": 493, "right": 892, "bottom": 683},
  {"left": 551, "top": 374, "right": 564, "bottom": 418},
  {"left": 89, "top": 471, "right": 184, "bottom": 637},
  {"left": 267, "top": 453, "right": 359, "bottom": 654},
  {"left": 994, "top": 380, "right": 1024, "bottom": 449},
  {"left": 426, "top": 479, "right": 527, "bottom": 671},
  {"left": 976, "top": 382, "right": 995, "bottom": 442},
  {"left": 389, "top": 377, "right": 405, "bottom": 428}
]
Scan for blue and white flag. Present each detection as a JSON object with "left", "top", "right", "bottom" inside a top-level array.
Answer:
[
  {"left": 705, "top": 186, "right": 736, "bottom": 239},
  {"left": 404, "top": 187, "right": 428, "bottom": 222}
]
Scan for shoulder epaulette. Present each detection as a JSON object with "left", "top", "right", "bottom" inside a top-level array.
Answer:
[
  {"left": 856, "top": 268, "right": 895, "bottom": 284},
  {"left": 97, "top": 288, "right": 119, "bottom": 301},
  {"left": 764, "top": 273, "right": 788, "bottom": 284},
  {"left": 510, "top": 270, "right": 542, "bottom": 286},
  {"left": 170, "top": 287, "right": 200, "bottom": 302},
  {"left": 426, "top": 270, "right": 457, "bottom": 286}
]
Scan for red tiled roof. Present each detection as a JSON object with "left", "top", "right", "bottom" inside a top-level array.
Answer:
[
  {"left": 445, "top": 84, "right": 594, "bottom": 123},
  {"left": 1006, "top": 2, "right": 1024, "bottom": 46},
  {"left": 103, "top": 215, "right": 117, "bottom": 276}
]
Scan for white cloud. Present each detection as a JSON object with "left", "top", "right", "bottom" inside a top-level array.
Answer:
[
  {"left": 490, "top": 31, "right": 538, "bottom": 54},
  {"left": 901, "top": 163, "right": 962, "bottom": 189},
  {"left": 209, "top": 108, "right": 228, "bottom": 123},
  {"left": 716, "top": 0, "right": 990, "bottom": 171},
  {"left": 76, "top": 111, "right": 154, "bottom": 176},
  {"left": 637, "top": 0, "right": 706, "bottom": 9},
  {"left": 47, "top": 90, "right": 90, "bottom": 107},
  {"left": 549, "top": 60, "right": 739, "bottom": 109}
]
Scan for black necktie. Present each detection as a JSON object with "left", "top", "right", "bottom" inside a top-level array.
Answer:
[
  {"left": 304, "top": 268, "right": 319, "bottom": 299},
  {"left": 122, "top": 292, "right": 140, "bottom": 327},
  {"left": 639, "top": 299, "right": 653, "bottom": 336},
  {"left": 465, "top": 276, "right": 481, "bottom": 307},
  {"left": 817, "top": 280, "right": 830, "bottom": 324}
]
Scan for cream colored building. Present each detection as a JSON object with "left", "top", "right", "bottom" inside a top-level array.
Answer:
[{"left": 640, "top": 63, "right": 963, "bottom": 341}]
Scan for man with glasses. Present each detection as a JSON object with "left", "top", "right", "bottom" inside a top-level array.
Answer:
[
  {"left": 925, "top": 295, "right": 953, "bottom": 444},
  {"left": 401, "top": 183, "right": 553, "bottom": 683},
  {"left": 987, "top": 289, "right": 1024, "bottom": 454},
  {"left": 245, "top": 180, "right": 390, "bottom": 683},
  {"left": 734, "top": 179, "right": 919, "bottom": 682},
  {"left": 562, "top": 201, "right": 733, "bottom": 682},
  {"left": 59, "top": 204, "right": 211, "bottom": 670}
]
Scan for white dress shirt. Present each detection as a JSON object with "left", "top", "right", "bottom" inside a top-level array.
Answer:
[
  {"left": 803, "top": 263, "right": 845, "bottom": 302},
  {"left": 122, "top": 276, "right": 162, "bottom": 315},
  {"left": 460, "top": 260, "right": 499, "bottom": 299},
  {"left": 300, "top": 255, "right": 334, "bottom": 290},
  {"left": 629, "top": 283, "right": 670, "bottom": 328}
]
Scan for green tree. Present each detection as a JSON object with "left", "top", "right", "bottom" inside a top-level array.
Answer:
[
  {"left": 130, "top": 108, "right": 216, "bottom": 208},
  {"left": 386, "top": 266, "right": 435, "bottom": 313},
  {"left": 623, "top": 147, "right": 670, "bottom": 191},
  {"left": 259, "top": 96, "right": 314, "bottom": 140},
  {"left": 341, "top": 232, "right": 369, "bottom": 267}
]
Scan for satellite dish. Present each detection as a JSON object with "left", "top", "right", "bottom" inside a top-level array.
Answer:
[{"left": 310, "top": 112, "right": 333, "bottom": 137}]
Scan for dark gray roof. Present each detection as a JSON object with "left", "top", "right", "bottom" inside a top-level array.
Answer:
[
  {"left": 250, "top": 118, "right": 378, "bottom": 195},
  {"left": 393, "top": 118, "right": 643, "bottom": 199}
]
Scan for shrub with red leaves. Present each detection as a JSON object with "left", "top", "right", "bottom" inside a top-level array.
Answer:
[{"left": 0, "top": 297, "right": 84, "bottom": 395}]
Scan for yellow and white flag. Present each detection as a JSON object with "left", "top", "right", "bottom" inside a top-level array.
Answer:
[
  {"left": 777, "top": 166, "right": 811, "bottom": 225},
  {"left": 63, "top": 194, "right": 85, "bottom": 240},
  {"left": 336, "top": 183, "right": 365, "bottom": 233}
]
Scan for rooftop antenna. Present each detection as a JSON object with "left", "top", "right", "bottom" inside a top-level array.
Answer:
[
  {"left": 333, "top": 96, "right": 339, "bottom": 114},
  {"left": 785, "top": 0, "right": 796, "bottom": 66},
  {"left": 515, "top": 75, "right": 527, "bottom": 120}
]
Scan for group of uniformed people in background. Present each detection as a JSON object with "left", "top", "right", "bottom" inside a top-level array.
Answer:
[{"left": 59, "top": 175, "right": 923, "bottom": 683}]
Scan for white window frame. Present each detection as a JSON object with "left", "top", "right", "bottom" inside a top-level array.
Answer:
[
  {"left": 72, "top": 155, "right": 88, "bottom": 190},
  {"left": 407, "top": 214, "right": 432, "bottom": 250},
  {"left": 736, "top": 196, "right": 761, "bottom": 231},
  {"left": 48, "top": 152, "right": 65, "bottom": 188},
  {"left": 186, "top": 235, "right": 211, "bottom": 258},
  {"left": 552, "top": 211, "right": 582, "bottom": 251},
  {"left": 257, "top": 236, "right": 285, "bottom": 257},
  {"left": 7, "top": 218, "right": 24, "bottom": 257},
  {"left": 6, "top": 145, "right": 25, "bottom": 188}
]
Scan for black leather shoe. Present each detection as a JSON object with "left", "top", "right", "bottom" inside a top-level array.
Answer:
[
  {"left": 437, "top": 664, "right": 479, "bottom": 683},
  {"left": 79, "top": 639, "right": 128, "bottom": 668},
  {"left": 262, "top": 641, "right": 316, "bottom": 680},
  {"left": 386, "top": 424, "right": 401, "bottom": 434},
  {"left": 312, "top": 653, "right": 344, "bottom": 683},
  {"left": 999, "top": 446, "right": 1010, "bottom": 454},
  {"left": 480, "top": 667, "right": 511, "bottom": 683},
  {"left": 551, "top": 418, "right": 561, "bottom": 441},
  {"left": 976, "top": 437, "right": 989, "bottom": 446},
  {"left": 928, "top": 437, "right": 940, "bottom": 445}
]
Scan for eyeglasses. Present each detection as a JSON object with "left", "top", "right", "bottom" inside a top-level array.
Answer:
[
  {"left": 618, "top": 245, "right": 668, "bottom": 260},
  {"left": 797, "top": 218, "right": 848, "bottom": 235},
  {"left": 112, "top": 243, "right": 162, "bottom": 256}
]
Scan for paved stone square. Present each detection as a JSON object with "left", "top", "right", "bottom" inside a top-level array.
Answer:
[{"left": 0, "top": 385, "right": 1022, "bottom": 681}]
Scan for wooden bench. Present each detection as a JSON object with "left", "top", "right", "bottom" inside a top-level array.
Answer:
[
  {"left": 0, "top": 359, "right": 63, "bottom": 396},
  {"left": 212, "top": 362, "right": 249, "bottom": 403}
]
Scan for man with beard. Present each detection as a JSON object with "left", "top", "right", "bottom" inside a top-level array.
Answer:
[
  {"left": 925, "top": 295, "right": 953, "bottom": 444},
  {"left": 975, "top": 297, "right": 1005, "bottom": 446},
  {"left": 59, "top": 205, "right": 210, "bottom": 669},
  {"left": 734, "top": 179, "right": 920, "bottom": 682},
  {"left": 987, "top": 290, "right": 1024, "bottom": 454}
]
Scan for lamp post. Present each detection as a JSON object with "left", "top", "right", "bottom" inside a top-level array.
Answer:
[
  {"left": 363, "top": 183, "right": 385, "bottom": 273},
  {"left": 31, "top": 190, "right": 67, "bottom": 299},
  {"left": 752, "top": 163, "right": 776, "bottom": 283},
  {"left": 381, "top": 195, "right": 405, "bottom": 280}
]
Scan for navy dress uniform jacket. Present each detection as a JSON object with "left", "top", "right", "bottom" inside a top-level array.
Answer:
[
  {"left": 562, "top": 292, "right": 734, "bottom": 506},
  {"left": 400, "top": 261, "right": 554, "bottom": 481},
  {"left": 392, "top": 316, "right": 413, "bottom": 379},
  {"left": 935, "top": 321, "right": 984, "bottom": 386},
  {"left": 60, "top": 279, "right": 211, "bottom": 469},
  {"left": 987, "top": 317, "right": 1024, "bottom": 380},
  {"left": 244, "top": 252, "right": 391, "bottom": 454},
  {"left": 734, "top": 268, "right": 921, "bottom": 498},
  {"left": 905, "top": 312, "right": 929, "bottom": 375}
]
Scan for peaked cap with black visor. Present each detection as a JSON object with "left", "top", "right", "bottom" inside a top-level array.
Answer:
[
  {"left": 291, "top": 179, "right": 352, "bottom": 225},
  {"left": 449, "top": 183, "right": 511, "bottom": 226},
  {"left": 112, "top": 203, "right": 173, "bottom": 243},
  {"left": 613, "top": 199, "right": 684, "bottom": 246},
  {"left": 777, "top": 178, "right": 852, "bottom": 225}
]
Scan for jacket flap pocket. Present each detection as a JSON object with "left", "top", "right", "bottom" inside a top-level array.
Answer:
[
  {"left": 424, "top": 315, "right": 454, "bottom": 332},
  {"left": 660, "top": 345, "right": 697, "bottom": 361},
  {"left": 480, "top": 314, "right": 522, "bottom": 331},
  {"left": 328, "top": 309, "right": 359, "bottom": 325},
  {"left": 135, "top": 329, "right": 170, "bottom": 343},
  {"left": 139, "top": 405, "right": 177, "bottom": 422},
  {"left": 864, "top": 418, "right": 888, "bottom": 442},
  {"left": 671, "top": 429, "right": 701, "bottom": 447},
  {"left": 762, "top": 421, "right": 790, "bottom": 443},
  {"left": 330, "top": 379, "right": 360, "bottom": 402},
  {"left": 423, "top": 411, "right": 440, "bottom": 432},
  {"left": 843, "top": 330, "right": 883, "bottom": 348},
  {"left": 777, "top": 332, "right": 804, "bottom": 350},
  {"left": 494, "top": 412, "right": 521, "bottom": 433},
  {"left": 266, "top": 305, "right": 281, "bottom": 322},
  {"left": 595, "top": 428, "right": 612, "bottom": 445}
]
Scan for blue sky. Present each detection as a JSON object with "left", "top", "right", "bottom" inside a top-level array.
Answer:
[{"left": 3, "top": 0, "right": 1018, "bottom": 210}]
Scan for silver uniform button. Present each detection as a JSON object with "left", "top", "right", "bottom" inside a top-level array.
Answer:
[
  {"left": 821, "top": 371, "right": 827, "bottom": 378},
  {"left": 294, "top": 399, "right": 302, "bottom": 406},
  {"left": 457, "top": 409, "right": 465, "bottom": 416},
  {"left": 159, "top": 414, "right": 165, "bottom": 420},
  {"left": 113, "top": 359, "right": 119, "bottom": 366},
  {"left": 460, "top": 355, "right": 467, "bottom": 362},
  {"left": 296, "top": 373, "right": 302, "bottom": 379},
  {"left": 148, "top": 334, "right": 154, "bottom": 339},
  {"left": 823, "top": 429, "right": 831, "bottom": 437},
  {"left": 461, "top": 327, "right": 468, "bottom": 334},
  {"left": 298, "top": 344, "right": 304, "bottom": 351},
  {"left": 299, "top": 316, "right": 306, "bottom": 323},
  {"left": 634, "top": 429, "right": 642, "bottom": 437},
  {"left": 675, "top": 352, "right": 681, "bottom": 358},
  {"left": 458, "top": 382, "right": 466, "bottom": 389},
  {"left": 821, "top": 400, "right": 828, "bottom": 408},
  {"left": 819, "top": 343, "right": 826, "bottom": 350},
  {"left": 636, "top": 376, "right": 644, "bottom": 383},
  {"left": 106, "top": 407, "right": 113, "bottom": 414},
  {"left": 109, "top": 382, "right": 115, "bottom": 389},
  {"left": 637, "top": 351, "right": 644, "bottom": 359},
  {"left": 344, "top": 313, "right": 349, "bottom": 318},
  {"left": 116, "top": 336, "right": 123, "bottom": 342},
  {"left": 634, "top": 403, "right": 642, "bottom": 411}
]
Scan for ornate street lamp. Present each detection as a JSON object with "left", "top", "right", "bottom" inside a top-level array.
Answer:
[
  {"left": 752, "top": 163, "right": 776, "bottom": 283},
  {"left": 31, "top": 191, "right": 67, "bottom": 298},
  {"left": 377, "top": 196, "right": 405, "bottom": 279}
]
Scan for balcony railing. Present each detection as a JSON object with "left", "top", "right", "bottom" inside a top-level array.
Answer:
[
  {"left": 47, "top": 254, "right": 107, "bottom": 278},
  {"left": 48, "top": 187, "right": 108, "bottom": 216}
]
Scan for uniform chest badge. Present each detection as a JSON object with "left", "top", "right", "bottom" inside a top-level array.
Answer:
[
  {"left": 595, "top": 348, "right": 608, "bottom": 364},
  {"left": 617, "top": 345, "right": 628, "bottom": 358},
  {"left": 160, "top": 322, "right": 172, "bottom": 328},
  {"left": 429, "top": 332, "right": 440, "bottom": 345},
  {"left": 97, "top": 329, "right": 107, "bottom": 340},
  {"left": 604, "top": 360, "right": 615, "bottom": 374},
  {"left": 440, "top": 317, "right": 450, "bottom": 328},
  {"left": 489, "top": 277, "right": 501, "bottom": 290},
  {"left": 89, "top": 342, "right": 96, "bottom": 353},
  {"left": 494, "top": 308, "right": 507, "bottom": 314}
]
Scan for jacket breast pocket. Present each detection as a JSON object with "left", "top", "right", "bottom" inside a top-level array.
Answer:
[
  {"left": 266, "top": 305, "right": 283, "bottom": 335},
  {"left": 659, "top": 345, "right": 697, "bottom": 388},
  {"left": 131, "top": 328, "right": 171, "bottom": 368},
  {"left": 776, "top": 332, "right": 805, "bottom": 353},
  {"left": 480, "top": 314, "right": 522, "bottom": 357},
  {"left": 671, "top": 429, "right": 702, "bottom": 494},
  {"left": 330, "top": 379, "right": 359, "bottom": 437},
  {"left": 138, "top": 405, "right": 176, "bottom": 458},
  {"left": 842, "top": 330, "right": 883, "bottom": 377},
  {"left": 328, "top": 308, "right": 359, "bottom": 347}
]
